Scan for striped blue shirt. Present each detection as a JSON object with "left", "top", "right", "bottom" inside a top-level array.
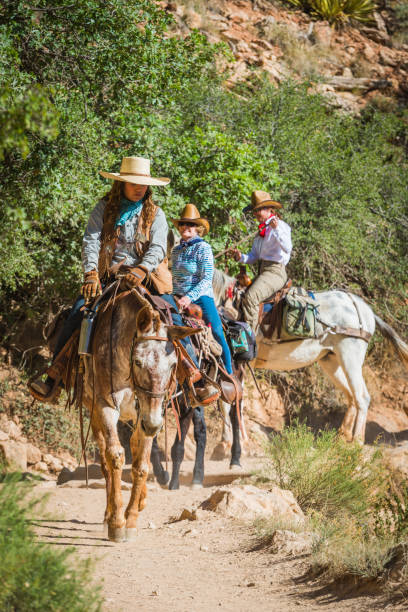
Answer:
[{"left": 171, "top": 238, "right": 214, "bottom": 302}]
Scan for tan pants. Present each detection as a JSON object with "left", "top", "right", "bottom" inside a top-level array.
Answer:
[{"left": 242, "top": 261, "right": 287, "bottom": 331}]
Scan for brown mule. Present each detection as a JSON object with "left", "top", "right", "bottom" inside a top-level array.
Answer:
[{"left": 79, "top": 289, "right": 197, "bottom": 542}]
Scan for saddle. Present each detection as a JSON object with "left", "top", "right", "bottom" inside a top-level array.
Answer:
[
  {"left": 258, "top": 279, "right": 293, "bottom": 339},
  {"left": 260, "top": 283, "right": 319, "bottom": 341}
]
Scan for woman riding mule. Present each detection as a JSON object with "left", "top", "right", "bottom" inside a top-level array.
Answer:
[
  {"left": 30, "top": 156, "right": 215, "bottom": 403},
  {"left": 171, "top": 203, "right": 234, "bottom": 377}
]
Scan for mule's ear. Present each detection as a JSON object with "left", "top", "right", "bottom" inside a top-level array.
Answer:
[
  {"left": 136, "top": 305, "right": 154, "bottom": 334},
  {"left": 167, "top": 325, "right": 203, "bottom": 341}
]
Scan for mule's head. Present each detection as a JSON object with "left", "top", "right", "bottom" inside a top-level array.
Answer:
[{"left": 131, "top": 305, "right": 195, "bottom": 437}]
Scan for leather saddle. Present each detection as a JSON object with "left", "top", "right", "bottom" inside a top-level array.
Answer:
[{"left": 258, "top": 279, "right": 293, "bottom": 339}]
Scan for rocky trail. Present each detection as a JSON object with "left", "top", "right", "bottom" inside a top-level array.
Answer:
[{"left": 33, "top": 460, "right": 401, "bottom": 612}]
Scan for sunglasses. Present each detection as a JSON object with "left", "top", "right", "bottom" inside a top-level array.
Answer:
[{"left": 179, "top": 221, "right": 197, "bottom": 228}]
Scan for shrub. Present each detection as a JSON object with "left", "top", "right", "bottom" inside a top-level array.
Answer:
[
  {"left": 0, "top": 474, "right": 102, "bottom": 611},
  {"left": 285, "top": 0, "right": 376, "bottom": 24},
  {"left": 262, "top": 421, "right": 384, "bottom": 517}
]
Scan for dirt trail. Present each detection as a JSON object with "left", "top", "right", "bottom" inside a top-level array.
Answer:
[{"left": 32, "top": 460, "right": 397, "bottom": 612}]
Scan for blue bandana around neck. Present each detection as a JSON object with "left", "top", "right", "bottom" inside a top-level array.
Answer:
[
  {"left": 115, "top": 197, "right": 143, "bottom": 228},
  {"left": 180, "top": 237, "right": 203, "bottom": 248}
]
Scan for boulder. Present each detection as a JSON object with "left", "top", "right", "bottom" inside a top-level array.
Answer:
[
  {"left": 200, "top": 484, "right": 304, "bottom": 524},
  {"left": 383, "top": 444, "right": 408, "bottom": 480},
  {"left": 268, "top": 529, "right": 313, "bottom": 555},
  {"left": 33, "top": 461, "right": 50, "bottom": 472},
  {"left": 183, "top": 9, "right": 202, "bottom": 30},
  {"left": 0, "top": 440, "right": 27, "bottom": 471},
  {"left": 0, "top": 418, "right": 22, "bottom": 440},
  {"left": 42, "top": 453, "right": 63, "bottom": 472},
  {"left": 0, "top": 430, "right": 9, "bottom": 441},
  {"left": 26, "top": 443, "right": 42, "bottom": 465}
]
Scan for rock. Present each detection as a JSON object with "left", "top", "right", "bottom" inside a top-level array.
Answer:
[
  {"left": 363, "top": 43, "right": 376, "bottom": 63},
  {"left": 227, "top": 9, "right": 248, "bottom": 24},
  {"left": 0, "top": 440, "right": 27, "bottom": 471},
  {"left": 251, "top": 38, "right": 274, "bottom": 52},
  {"left": 342, "top": 67, "right": 353, "bottom": 78},
  {"left": 26, "top": 443, "right": 42, "bottom": 465},
  {"left": 360, "top": 27, "right": 389, "bottom": 45},
  {"left": 42, "top": 453, "right": 63, "bottom": 472},
  {"left": 255, "top": 16, "right": 276, "bottom": 37},
  {"left": 268, "top": 530, "right": 313, "bottom": 555},
  {"left": 379, "top": 49, "right": 398, "bottom": 67},
  {"left": 183, "top": 9, "right": 202, "bottom": 30},
  {"left": 0, "top": 418, "right": 22, "bottom": 440},
  {"left": 0, "top": 430, "right": 9, "bottom": 441},
  {"left": 328, "top": 76, "right": 390, "bottom": 92},
  {"left": 200, "top": 485, "right": 305, "bottom": 524},
  {"left": 33, "top": 461, "right": 49, "bottom": 472},
  {"left": 175, "top": 508, "right": 198, "bottom": 522},
  {"left": 383, "top": 444, "right": 408, "bottom": 480},
  {"left": 313, "top": 23, "right": 332, "bottom": 47},
  {"left": 200, "top": 544, "right": 209, "bottom": 551}
]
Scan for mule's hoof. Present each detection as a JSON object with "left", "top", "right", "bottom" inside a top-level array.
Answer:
[
  {"left": 169, "top": 480, "right": 180, "bottom": 491},
  {"left": 191, "top": 482, "right": 203, "bottom": 490},
  {"left": 107, "top": 525, "right": 127, "bottom": 543},
  {"left": 229, "top": 462, "right": 242, "bottom": 473},
  {"left": 156, "top": 470, "right": 170, "bottom": 487},
  {"left": 125, "top": 527, "right": 138, "bottom": 541}
]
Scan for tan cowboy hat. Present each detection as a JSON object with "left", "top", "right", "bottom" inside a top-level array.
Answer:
[
  {"left": 171, "top": 203, "right": 210, "bottom": 236},
  {"left": 100, "top": 156, "right": 170, "bottom": 186},
  {"left": 243, "top": 190, "right": 282, "bottom": 213}
]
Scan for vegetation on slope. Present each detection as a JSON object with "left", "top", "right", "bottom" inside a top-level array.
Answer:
[
  {"left": 0, "top": 0, "right": 407, "bottom": 340},
  {"left": 0, "top": 474, "right": 102, "bottom": 611},
  {"left": 259, "top": 423, "right": 408, "bottom": 587}
]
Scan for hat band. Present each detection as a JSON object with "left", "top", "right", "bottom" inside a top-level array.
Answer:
[{"left": 119, "top": 172, "right": 151, "bottom": 177}]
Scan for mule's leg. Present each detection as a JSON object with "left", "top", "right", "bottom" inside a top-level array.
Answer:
[
  {"left": 125, "top": 425, "right": 153, "bottom": 539},
  {"left": 230, "top": 399, "right": 242, "bottom": 468},
  {"left": 210, "top": 400, "right": 232, "bottom": 461},
  {"left": 91, "top": 416, "right": 111, "bottom": 531},
  {"left": 101, "top": 406, "right": 126, "bottom": 542},
  {"left": 192, "top": 406, "right": 206, "bottom": 488},
  {"left": 334, "top": 339, "right": 370, "bottom": 443},
  {"left": 150, "top": 435, "right": 170, "bottom": 487},
  {"left": 318, "top": 353, "right": 356, "bottom": 442},
  {"left": 169, "top": 402, "right": 194, "bottom": 491}
]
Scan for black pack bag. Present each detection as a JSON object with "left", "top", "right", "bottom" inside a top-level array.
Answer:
[{"left": 224, "top": 319, "right": 257, "bottom": 362}]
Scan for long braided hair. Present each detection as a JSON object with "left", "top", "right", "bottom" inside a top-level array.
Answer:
[{"left": 98, "top": 181, "right": 157, "bottom": 278}]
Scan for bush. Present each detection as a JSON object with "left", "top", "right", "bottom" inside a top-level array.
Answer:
[
  {"left": 258, "top": 422, "right": 408, "bottom": 581},
  {"left": 285, "top": 0, "right": 376, "bottom": 24},
  {"left": 262, "top": 421, "right": 384, "bottom": 517},
  {"left": 0, "top": 474, "right": 102, "bottom": 611}
]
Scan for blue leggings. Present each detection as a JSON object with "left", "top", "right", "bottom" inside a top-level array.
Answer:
[{"left": 194, "top": 296, "right": 233, "bottom": 374}]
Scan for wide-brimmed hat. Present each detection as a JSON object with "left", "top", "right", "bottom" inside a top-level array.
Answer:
[
  {"left": 243, "top": 190, "right": 282, "bottom": 214},
  {"left": 171, "top": 203, "right": 210, "bottom": 236},
  {"left": 100, "top": 156, "right": 170, "bottom": 186}
]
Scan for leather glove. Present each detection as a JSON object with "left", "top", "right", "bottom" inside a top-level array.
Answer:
[
  {"left": 121, "top": 266, "right": 147, "bottom": 290},
  {"left": 81, "top": 269, "right": 102, "bottom": 301}
]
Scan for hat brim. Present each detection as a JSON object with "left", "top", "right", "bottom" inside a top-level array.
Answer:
[
  {"left": 100, "top": 171, "right": 170, "bottom": 186},
  {"left": 244, "top": 199, "right": 283, "bottom": 213},
  {"left": 171, "top": 217, "right": 209, "bottom": 236}
]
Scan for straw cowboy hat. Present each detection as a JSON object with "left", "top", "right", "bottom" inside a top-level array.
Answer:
[
  {"left": 243, "top": 190, "right": 282, "bottom": 214},
  {"left": 100, "top": 156, "right": 170, "bottom": 186},
  {"left": 171, "top": 203, "right": 210, "bottom": 236}
]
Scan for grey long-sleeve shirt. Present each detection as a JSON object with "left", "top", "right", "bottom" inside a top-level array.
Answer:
[{"left": 81, "top": 199, "right": 168, "bottom": 274}]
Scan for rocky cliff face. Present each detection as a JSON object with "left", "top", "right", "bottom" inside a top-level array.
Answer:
[{"left": 160, "top": 0, "right": 408, "bottom": 113}]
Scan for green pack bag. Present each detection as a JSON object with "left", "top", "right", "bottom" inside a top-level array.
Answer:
[{"left": 280, "top": 287, "right": 317, "bottom": 340}]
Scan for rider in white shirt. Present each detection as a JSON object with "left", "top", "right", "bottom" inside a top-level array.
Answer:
[{"left": 230, "top": 190, "right": 292, "bottom": 332}]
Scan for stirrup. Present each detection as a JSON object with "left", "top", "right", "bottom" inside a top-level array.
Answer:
[{"left": 28, "top": 372, "right": 62, "bottom": 403}]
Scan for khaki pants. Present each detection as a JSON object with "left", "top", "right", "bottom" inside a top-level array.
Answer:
[{"left": 242, "top": 261, "right": 287, "bottom": 331}]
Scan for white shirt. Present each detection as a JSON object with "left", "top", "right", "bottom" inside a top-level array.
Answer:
[{"left": 240, "top": 218, "right": 292, "bottom": 266}]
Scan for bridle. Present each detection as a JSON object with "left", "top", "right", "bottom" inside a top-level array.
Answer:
[{"left": 130, "top": 334, "right": 178, "bottom": 401}]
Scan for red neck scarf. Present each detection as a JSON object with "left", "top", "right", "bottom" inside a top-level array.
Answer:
[{"left": 258, "top": 214, "right": 275, "bottom": 237}]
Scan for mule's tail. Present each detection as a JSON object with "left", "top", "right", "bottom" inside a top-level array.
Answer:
[{"left": 374, "top": 314, "right": 408, "bottom": 369}]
